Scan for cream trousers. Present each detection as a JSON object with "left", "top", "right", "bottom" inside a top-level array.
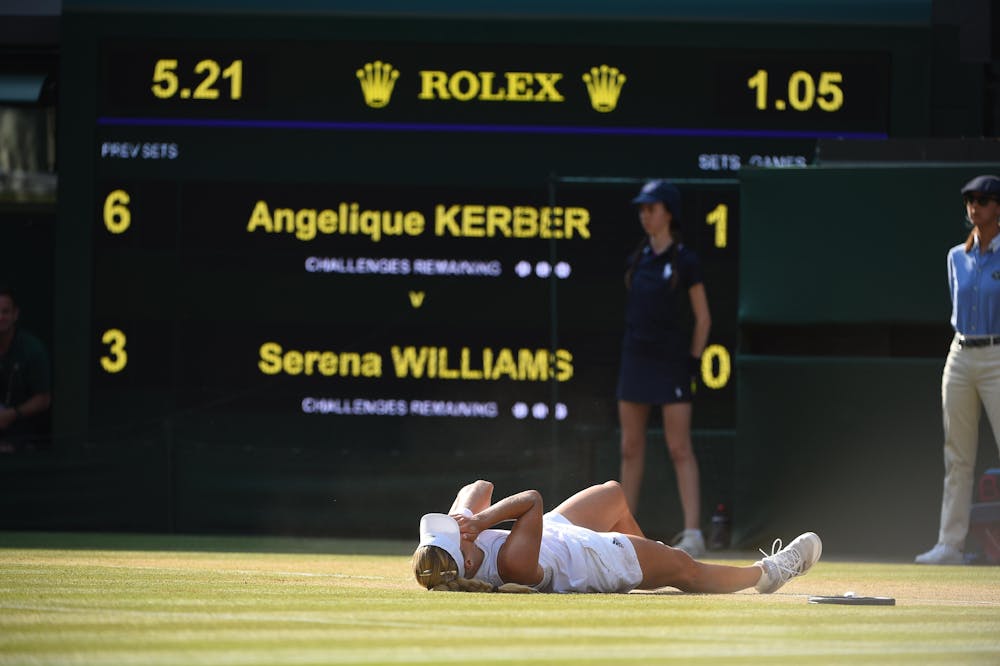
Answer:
[{"left": 939, "top": 336, "right": 1000, "bottom": 547}]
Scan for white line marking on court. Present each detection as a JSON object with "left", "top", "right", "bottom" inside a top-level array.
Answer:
[
  {"left": 0, "top": 602, "right": 469, "bottom": 630},
  {"left": 56, "top": 562, "right": 400, "bottom": 581}
]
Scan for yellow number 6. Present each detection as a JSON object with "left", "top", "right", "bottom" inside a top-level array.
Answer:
[{"left": 103, "top": 190, "right": 131, "bottom": 234}]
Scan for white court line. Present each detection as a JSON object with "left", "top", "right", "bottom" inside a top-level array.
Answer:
[
  {"left": 0, "top": 602, "right": 477, "bottom": 632},
  {"left": 1, "top": 562, "right": 400, "bottom": 582}
]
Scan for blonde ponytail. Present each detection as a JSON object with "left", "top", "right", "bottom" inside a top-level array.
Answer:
[
  {"left": 429, "top": 577, "right": 496, "bottom": 592},
  {"left": 412, "top": 545, "right": 538, "bottom": 593}
]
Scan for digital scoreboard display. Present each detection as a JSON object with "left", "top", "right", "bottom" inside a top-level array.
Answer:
[
  {"left": 87, "top": 176, "right": 740, "bottom": 449},
  {"left": 55, "top": 7, "right": 919, "bottom": 516},
  {"left": 96, "top": 40, "right": 889, "bottom": 135}
]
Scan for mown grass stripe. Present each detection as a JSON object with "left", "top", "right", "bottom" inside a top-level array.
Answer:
[{"left": 1, "top": 533, "right": 997, "bottom": 666}]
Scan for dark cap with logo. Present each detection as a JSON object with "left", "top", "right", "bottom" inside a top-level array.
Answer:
[
  {"left": 632, "top": 179, "right": 681, "bottom": 221},
  {"left": 960, "top": 174, "right": 1000, "bottom": 197}
]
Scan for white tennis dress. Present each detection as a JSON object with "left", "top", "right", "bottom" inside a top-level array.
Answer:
[{"left": 472, "top": 512, "right": 643, "bottom": 593}]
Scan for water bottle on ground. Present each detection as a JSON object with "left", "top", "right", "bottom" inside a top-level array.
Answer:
[{"left": 709, "top": 503, "right": 731, "bottom": 550}]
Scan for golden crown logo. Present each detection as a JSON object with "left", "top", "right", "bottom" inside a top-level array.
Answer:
[
  {"left": 582, "top": 64, "right": 626, "bottom": 113},
  {"left": 356, "top": 60, "right": 399, "bottom": 108}
]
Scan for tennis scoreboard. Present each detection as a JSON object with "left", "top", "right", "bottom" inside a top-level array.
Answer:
[{"left": 55, "top": 4, "right": 931, "bottom": 477}]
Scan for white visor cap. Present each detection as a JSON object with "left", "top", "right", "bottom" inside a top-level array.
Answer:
[{"left": 418, "top": 513, "right": 464, "bottom": 578}]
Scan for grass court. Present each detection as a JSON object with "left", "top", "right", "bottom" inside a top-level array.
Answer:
[{"left": 1, "top": 531, "right": 998, "bottom": 665}]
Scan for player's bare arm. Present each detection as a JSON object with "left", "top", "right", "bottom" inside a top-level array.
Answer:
[
  {"left": 449, "top": 479, "right": 494, "bottom": 516},
  {"left": 486, "top": 490, "right": 545, "bottom": 586}
]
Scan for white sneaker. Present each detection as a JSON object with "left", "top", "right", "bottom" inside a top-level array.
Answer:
[
  {"left": 914, "top": 543, "right": 964, "bottom": 565},
  {"left": 754, "top": 532, "right": 822, "bottom": 594},
  {"left": 671, "top": 529, "right": 706, "bottom": 558}
]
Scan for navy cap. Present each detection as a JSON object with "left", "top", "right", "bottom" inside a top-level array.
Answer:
[
  {"left": 632, "top": 179, "right": 681, "bottom": 221},
  {"left": 960, "top": 174, "right": 1000, "bottom": 197}
]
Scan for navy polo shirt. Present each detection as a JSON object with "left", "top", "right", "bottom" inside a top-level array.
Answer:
[{"left": 624, "top": 242, "right": 703, "bottom": 348}]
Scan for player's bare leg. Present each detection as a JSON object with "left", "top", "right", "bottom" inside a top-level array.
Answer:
[
  {"left": 629, "top": 537, "right": 761, "bottom": 593},
  {"left": 551, "top": 480, "right": 645, "bottom": 537}
]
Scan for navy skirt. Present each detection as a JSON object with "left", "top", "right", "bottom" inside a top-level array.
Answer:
[{"left": 616, "top": 338, "right": 692, "bottom": 405}]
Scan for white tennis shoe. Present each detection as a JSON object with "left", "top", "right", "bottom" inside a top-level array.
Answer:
[
  {"left": 914, "top": 543, "right": 964, "bottom": 565},
  {"left": 671, "top": 529, "right": 706, "bottom": 558},
  {"left": 754, "top": 532, "right": 822, "bottom": 594}
]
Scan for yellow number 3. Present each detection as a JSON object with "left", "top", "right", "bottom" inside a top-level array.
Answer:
[{"left": 100, "top": 328, "right": 128, "bottom": 373}]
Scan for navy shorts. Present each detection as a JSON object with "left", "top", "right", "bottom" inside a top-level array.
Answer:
[{"left": 616, "top": 341, "right": 692, "bottom": 405}]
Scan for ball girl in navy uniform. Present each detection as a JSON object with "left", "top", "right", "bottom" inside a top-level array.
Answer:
[{"left": 617, "top": 180, "right": 712, "bottom": 557}]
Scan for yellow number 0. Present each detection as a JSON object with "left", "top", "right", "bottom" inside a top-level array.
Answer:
[
  {"left": 100, "top": 328, "right": 128, "bottom": 373},
  {"left": 103, "top": 190, "right": 131, "bottom": 234},
  {"left": 700, "top": 344, "right": 731, "bottom": 390}
]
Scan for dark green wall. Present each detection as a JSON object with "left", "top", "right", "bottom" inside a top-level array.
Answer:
[
  {"left": 735, "top": 165, "right": 1000, "bottom": 556},
  {"left": 735, "top": 357, "right": 944, "bottom": 556},
  {"left": 739, "top": 165, "right": 1000, "bottom": 325}
]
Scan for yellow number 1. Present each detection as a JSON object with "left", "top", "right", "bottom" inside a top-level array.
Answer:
[
  {"left": 100, "top": 329, "right": 128, "bottom": 373},
  {"left": 705, "top": 204, "right": 728, "bottom": 248}
]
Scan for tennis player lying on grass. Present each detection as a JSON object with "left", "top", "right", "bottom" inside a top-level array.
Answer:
[{"left": 413, "top": 480, "right": 821, "bottom": 594}]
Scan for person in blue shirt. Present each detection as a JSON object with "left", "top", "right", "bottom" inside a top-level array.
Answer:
[
  {"left": 616, "top": 180, "right": 711, "bottom": 557},
  {"left": 916, "top": 174, "right": 1000, "bottom": 565}
]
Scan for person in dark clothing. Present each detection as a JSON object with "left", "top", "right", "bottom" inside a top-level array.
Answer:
[
  {"left": 0, "top": 286, "right": 51, "bottom": 452},
  {"left": 617, "top": 180, "right": 711, "bottom": 556}
]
